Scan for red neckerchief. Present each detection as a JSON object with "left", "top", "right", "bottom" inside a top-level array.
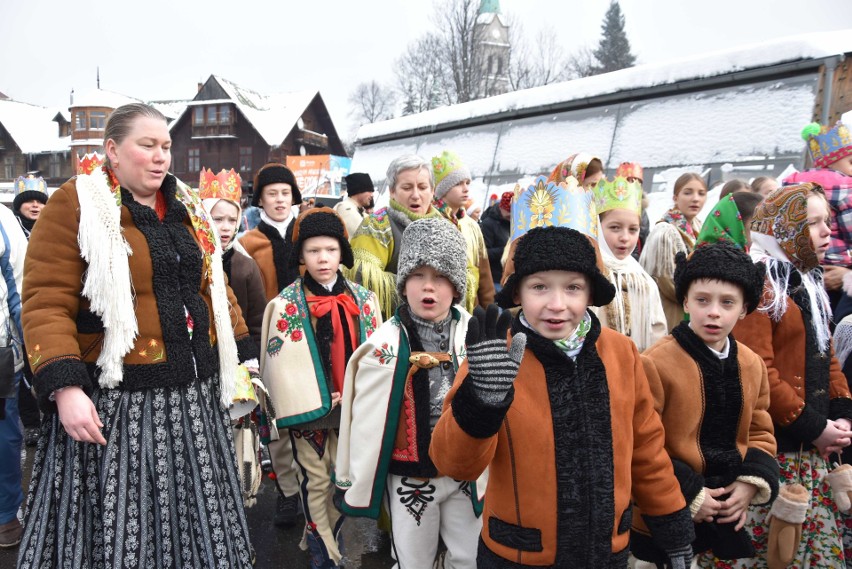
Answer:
[
  {"left": 307, "top": 294, "right": 360, "bottom": 393},
  {"left": 154, "top": 190, "right": 167, "bottom": 221}
]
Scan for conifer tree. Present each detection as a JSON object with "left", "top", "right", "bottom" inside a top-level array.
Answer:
[{"left": 592, "top": 1, "right": 636, "bottom": 75}]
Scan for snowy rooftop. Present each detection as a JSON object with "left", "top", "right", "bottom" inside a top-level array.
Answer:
[
  {"left": 357, "top": 29, "right": 852, "bottom": 141},
  {"left": 70, "top": 88, "right": 140, "bottom": 109},
  {"left": 171, "top": 76, "right": 319, "bottom": 147},
  {"left": 0, "top": 99, "right": 71, "bottom": 153},
  {"left": 150, "top": 100, "right": 189, "bottom": 121}
]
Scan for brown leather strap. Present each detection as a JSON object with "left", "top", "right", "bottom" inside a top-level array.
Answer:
[{"left": 408, "top": 351, "right": 451, "bottom": 370}]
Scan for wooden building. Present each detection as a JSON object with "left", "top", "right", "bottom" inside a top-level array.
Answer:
[{"left": 168, "top": 75, "right": 346, "bottom": 196}]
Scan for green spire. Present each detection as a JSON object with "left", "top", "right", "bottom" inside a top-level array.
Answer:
[{"left": 479, "top": 0, "right": 500, "bottom": 14}]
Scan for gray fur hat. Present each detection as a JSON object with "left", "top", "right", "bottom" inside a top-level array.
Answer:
[{"left": 397, "top": 217, "right": 468, "bottom": 302}]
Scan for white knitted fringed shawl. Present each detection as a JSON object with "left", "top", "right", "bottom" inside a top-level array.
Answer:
[{"left": 75, "top": 168, "right": 239, "bottom": 408}]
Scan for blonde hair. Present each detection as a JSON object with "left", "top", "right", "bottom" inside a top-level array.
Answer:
[{"left": 104, "top": 103, "right": 167, "bottom": 168}]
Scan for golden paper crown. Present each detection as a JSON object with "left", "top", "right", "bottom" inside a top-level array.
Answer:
[
  {"left": 77, "top": 152, "right": 105, "bottom": 175},
  {"left": 592, "top": 176, "right": 643, "bottom": 216},
  {"left": 510, "top": 175, "right": 598, "bottom": 242},
  {"left": 198, "top": 168, "right": 242, "bottom": 203}
]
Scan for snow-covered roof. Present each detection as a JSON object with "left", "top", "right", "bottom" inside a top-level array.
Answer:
[
  {"left": 357, "top": 29, "right": 852, "bottom": 142},
  {"left": 0, "top": 99, "right": 70, "bottom": 153},
  {"left": 150, "top": 100, "right": 189, "bottom": 121},
  {"left": 70, "top": 88, "right": 140, "bottom": 110},
  {"left": 171, "top": 76, "right": 318, "bottom": 147},
  {"left": 476, "top": 12, "right": 507, "bottom": 27}
]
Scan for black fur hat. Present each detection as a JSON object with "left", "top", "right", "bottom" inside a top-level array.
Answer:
[
  {"left": 289, "top": 207, "right": 354, "bottom": 269},
  {"left": 251, "top": 163, "right": 302, "bottom": 208},
  {"left": 344, "top": 173, "right": 374, "bottom": 197},
  {"left": 496, "top": 226, "right": 616, "bottom": 309},
  {"left": 673, "top": 242, "right": 766, "bottom": 314}
]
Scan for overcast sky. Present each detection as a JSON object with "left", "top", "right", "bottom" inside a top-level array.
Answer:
[{"left": 2, "top": 0, "right": 851, "bottom": 141}]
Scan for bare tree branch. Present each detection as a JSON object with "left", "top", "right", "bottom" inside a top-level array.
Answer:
[{"left": 348, "top": 80, "right": 397, "bottom": 124}]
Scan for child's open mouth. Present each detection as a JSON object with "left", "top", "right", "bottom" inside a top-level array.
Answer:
[{"left": 422, "top": 297, "right": 436, "bottom": 307}]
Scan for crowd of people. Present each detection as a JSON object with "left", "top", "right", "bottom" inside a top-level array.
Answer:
[{"left": 0, "top": 102, "right": 851, "bottom": 569}]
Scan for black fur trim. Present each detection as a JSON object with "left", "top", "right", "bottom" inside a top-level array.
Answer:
[
  {"left": 236, "top": 334, "right": 259, "bottom": 362},
  {"left": 75, "top": 308, "right": 104, "bottom": 334},
  {"left": 514, "top": 311, "right": 616, "bottom": 566},
  {"left": 256, "top": 219, "right": 299, "bottom": 294},
  {"left": 388, "top": 304, "right": 439, "bottom": 478},
  {"left": 740, "top": 448, "right": 780, "bottom": 504},
  {"left": 222, "top": 247, "right": 235, "bottom": 282},
  {"left": 641, "top": 507, "right": 695, "bottom": 552},
  {"left": 120, "top": 179, "right": 217, "bottom": 388},
  {"left": 290, "top": 209, "right": 355, "bottom": 269},
  {"left": 671, "top": 458, "right": 705, "bottom": 505},
  {"left": 774, "top": 284, "right": 831, "bottom": 452},
  {"left": 33, "top": 357, "right": 92, "bottom": 413},
  {"left": 671, "top": 322, "right": 743, "bottom": 489},
  {"left": 830, "top": 397, "right": 852, "bottom": 422},
  {"left": 777, "top": 404, "right": 826, "bottom": 449},
  {"left": 451, "top": 374, "right": 513, "bottom": 438},
  {"left": 488, "top": 517, "right": 543, "bottom": 552}
]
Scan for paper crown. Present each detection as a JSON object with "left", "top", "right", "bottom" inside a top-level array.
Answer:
[
  {"left": 510, "top": 175, "right": 598, "bottom": 242},
  {"left": 802, "top": 121, "right": 852, "bottom": 169},
  {"left": 615, "top": 162, "right": 643, "bottom": 182},
  {"left": 14, "top": 175, "right": 47, "bottom": 197},
  {"left": 198, "top": 168, "right": 242, "bottom": 203},
  {"left": 592, "top": 176, "right": 642, "bottom": 216},
  {"left": 77, "top": 152, "right": 105, "bottom": 175}
]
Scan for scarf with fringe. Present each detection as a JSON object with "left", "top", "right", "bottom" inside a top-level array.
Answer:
[
  {"left": 750, "top": 233, "right": 832, "bottom": 354},
  {"left": 598, "top": 218, "right": 659, "bottom": 352},
  {"left": 75, "top": 166, "right": 239, "bottom": 408}
]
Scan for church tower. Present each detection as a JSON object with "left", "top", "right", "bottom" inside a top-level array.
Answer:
[{"left": 476, "top": 0, "right": 510, "bottom": 96}]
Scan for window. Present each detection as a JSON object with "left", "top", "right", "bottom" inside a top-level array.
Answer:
[
  {"left": 207, "top": 106, "right": 217, "bottom": 124},
  {"left": 4, "top": 157, "right": 14, "bottom": 179},
  {"left": 74, "top": 112, "right": 86, "bottom": 131},
  {"left": 239, "top": 147, "right": 252, "bottom": 173},
  {"left": 89, "top": 111, "right": 107, "bottom": 130},
  {"left": 193, "top": 107, "right": 204, "bottom": 126},
  {"left": 219, "top": 105, "right": 231, "bottom": 125},
  {"left": 497, "top": 57, "right": 503, "bottom": 75},
  {"left": 49, "top": 154, "right": 61, "bottom": 178},
  {"left": 188, "top": 149, "right": 200, "bottom": 172}
]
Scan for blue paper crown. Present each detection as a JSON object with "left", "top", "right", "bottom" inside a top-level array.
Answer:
[
  {"left": 510, "top": 175, "right": 598, "bottom": 242},
  {"left": 14, "top": 175, "right": 47, "bottom": 197}
]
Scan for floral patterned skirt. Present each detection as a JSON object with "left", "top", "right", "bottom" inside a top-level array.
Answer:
[
  {"left": 694, "top": 448, "right": 846, "bottom": 568},
  {"left": 17, "top": 377, "right": 253, "bottom": 569}
]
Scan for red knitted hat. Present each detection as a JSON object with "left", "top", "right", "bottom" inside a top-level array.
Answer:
[{"left": 499, "top": 191, "right": 513, "bottom": 212}]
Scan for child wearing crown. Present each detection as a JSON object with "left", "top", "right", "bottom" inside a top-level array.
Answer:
[
  {"left": 591, "top": 175, "right": 667, "bottom": 352},
  {"left": 260, "top": 208, "right": 380, "bottom": 569},
  {"left": 430, "top": 177, "right": 695, "bottom": 568},
  {"left": 785, "top": 120, "right": 852, "bottom": 320}
]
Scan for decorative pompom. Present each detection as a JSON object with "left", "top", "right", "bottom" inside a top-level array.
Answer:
[{"left": 801, "top": 122, "right": 822, "bottom": 141}]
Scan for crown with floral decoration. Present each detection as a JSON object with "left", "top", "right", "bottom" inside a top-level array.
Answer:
[
  {"left": 77, "top": 152, "right": 105, "bottom": 175},
  {"left": 14, "top": 175, "right": 47, "bottom": 197},
  {"left": 198, "top": 168, "right": 242, "bottom": 203},
  {"left": 510, "top": 175, "right": 598, "bottom": 242},
  {"left": 592, "top": 176, "right": 642, "bottom": 216},
  {"left": 801, "top": 121, "right": 852, "bottom": 169},
  {"left": 615, "top": 162, "right": 643, "bottom": 182}
]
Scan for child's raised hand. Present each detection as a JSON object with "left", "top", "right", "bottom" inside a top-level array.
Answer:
[
  {"left": 465, "top": 304, "right": 526, "bottom": 406},
  {"left": 693, "top": 486, "right": 725, "bottom": 523},
  {"left": 331, "top": 391, "right": 342, "bottom": 409},
  {"left": 717, "top": 480, "right": 758, "bottom": 530}
]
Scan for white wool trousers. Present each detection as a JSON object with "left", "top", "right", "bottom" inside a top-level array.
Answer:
[
  {"left": 268, "top": 431, "right": 300, "bottom": 497},
  {"left": 385, "top": 474, "right": 481, "bottom": 569}
]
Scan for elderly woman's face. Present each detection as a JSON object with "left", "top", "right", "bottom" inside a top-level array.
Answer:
[
  {"left": 390, "top": 167, "right": 433, "bottom": 214},
  {"left": 107, "top": 116, "right": 171, "bottom": 199}
]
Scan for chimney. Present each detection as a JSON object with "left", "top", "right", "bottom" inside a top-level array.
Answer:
[
  {"left": 70, "top": 88, "right": 74, "bottom": 106},
  {"left": 197, "top": 82, "right": 203, "bottom": 93}
]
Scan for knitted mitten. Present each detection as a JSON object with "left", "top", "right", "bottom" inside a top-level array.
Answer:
[
  {"left": 826, "top": 463, "right": 852, "bottom": 514},
  {"left": 666, "top": 544, "right": 693, "bottom": 569},
  {"left": 465, "top": 305, "right": 526, "bottom": 405},
  {"left": 766, "top": 483, "right": 809, "bottom": 569}
]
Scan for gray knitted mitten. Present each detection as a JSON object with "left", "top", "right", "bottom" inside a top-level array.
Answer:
[
  {"left": 465, "top": 305, "right": 526, "bottom": 405},
  {"left": 666, "top": 544, "right": 693, "bottom": 569}
]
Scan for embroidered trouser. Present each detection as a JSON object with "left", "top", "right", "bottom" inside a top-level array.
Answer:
[
  {"left": 385, "top": 474, "right": 480, "bottom": 569},
  {"left": 269, "top": 431, "right": 300, "bottom": 496},
  {"left": 291, "top": 428, "right": 344, "bottom": 568}
]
